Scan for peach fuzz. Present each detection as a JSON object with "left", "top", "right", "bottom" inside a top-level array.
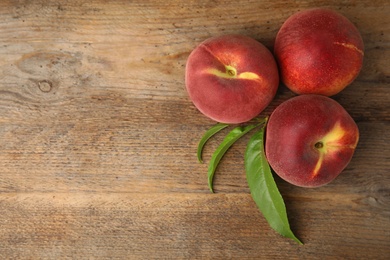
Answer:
[
  {"left": 274, "top": 8, "right": 364, "bottom": 96},
  {"left": 265, "top": 95, "right": 359, "bottom": 188},
  {"left": 185, "top": 35, "right": 279, "bottom": 124}
]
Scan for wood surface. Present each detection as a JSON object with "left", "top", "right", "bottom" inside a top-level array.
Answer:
[{"left": 0, "top": 0, "right": 389, "bottom": 259}]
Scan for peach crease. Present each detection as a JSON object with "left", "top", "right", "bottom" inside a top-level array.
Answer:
[{"left": 333, "top": 42, "right": 364, "bottom": 56}]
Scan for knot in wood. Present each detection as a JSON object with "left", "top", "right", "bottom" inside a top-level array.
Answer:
[{"left": 38, "top": 80, "right": 53, "bottom": 93}]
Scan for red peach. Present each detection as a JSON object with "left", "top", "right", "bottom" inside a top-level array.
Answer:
[
  {"left": 265, "top": 94, "right": 359, "bottom": 187},
  {"left": 185, "top": 35, "right": 279, "bottom": 124},
  {"left": 274, "top": 8, "right": 364, "bottom": 96}
]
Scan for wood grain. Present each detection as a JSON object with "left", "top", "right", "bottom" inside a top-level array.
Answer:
[
  {"left": 0, "top": 0, "right": 389, "bottom": 259},
  {"left": 1, "top": 192, "right": 389, "bottom": 259}
]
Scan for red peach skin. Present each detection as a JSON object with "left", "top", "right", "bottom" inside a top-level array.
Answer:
[
  {"left": 274, "top": 8, "right": 364, "bottom": 96},
  {"left": 266, "top": 95, "right": 359, "bottom": 187},
  {"left": 186, "top": 35, "right": 279, "bottom": 124}
]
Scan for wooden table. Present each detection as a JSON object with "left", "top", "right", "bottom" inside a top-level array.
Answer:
[{"left": 1, "top": 0, "right": 389, "bottom": 259}]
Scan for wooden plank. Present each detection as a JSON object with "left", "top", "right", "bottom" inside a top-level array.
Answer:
[
  {"left": 0, "top": 114, "right": 389, "bottom": 194},
  {"left": 0, "top": 193, "right": 389, "bottom": 259},
  {"left": 0, "top": 1, "right": 388, "bottom": 96}
]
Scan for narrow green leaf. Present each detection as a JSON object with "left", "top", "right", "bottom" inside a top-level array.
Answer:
[
  {"left": 197, "top": 123, "right": 229, "bottom": 163},
  {"left": 245, "top": 123, "right": 303, "bottom": 245},
  {"left": 208, "top": 124, "right": 258, "bottom": 193}
]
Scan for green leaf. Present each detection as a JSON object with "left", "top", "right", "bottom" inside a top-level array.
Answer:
[
  {"left": 208, "top": 124, "right": 258, "bottom": 193},
  {"left": 245, "top": 123, "right": 303, "bottom": 245},
  {"left": 197, "top": 123, "right": 229, "bottom": 163}
]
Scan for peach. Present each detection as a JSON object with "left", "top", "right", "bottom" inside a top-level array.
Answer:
[
  {"left": 265, "top": 95, "right": 359, "bottom": 187},
  {"left": 185, "top": 35, "right": 279, "bottom": 124},
  {"left": 274, "top": 8, "right": 364, "bottom": 96}
]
